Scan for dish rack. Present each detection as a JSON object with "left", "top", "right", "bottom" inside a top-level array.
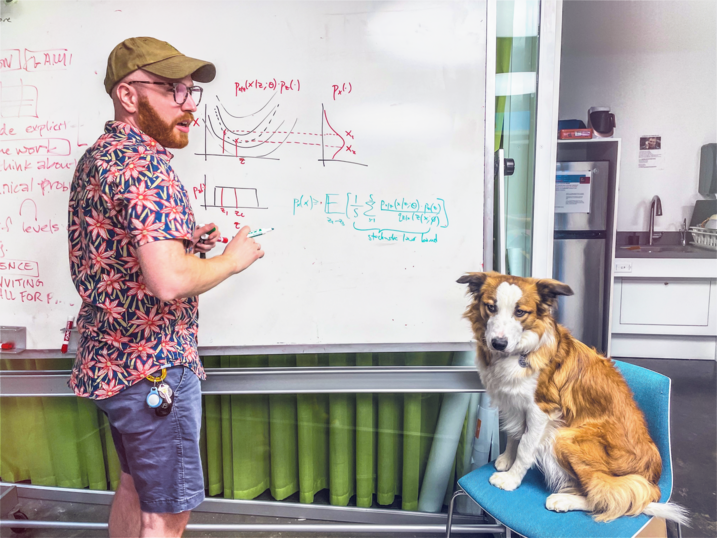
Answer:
[{"left": 690, "top": 226, "right": 717, "bottom": 250}]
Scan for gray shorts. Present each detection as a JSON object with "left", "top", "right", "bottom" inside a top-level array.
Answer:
[{"left": 94, "top": 366, "right": 205, "bottom": 513}]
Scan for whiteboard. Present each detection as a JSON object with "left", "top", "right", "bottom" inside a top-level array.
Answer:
[{"left": 0, "top": 1, "right": 486, "bottom": 351}]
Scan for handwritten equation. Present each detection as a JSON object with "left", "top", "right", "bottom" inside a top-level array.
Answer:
[
  {"left": 0, "top": 48, "right": 72, "bottom": 72},
  {"left": 235, "top": 79, "right": 301, "bottom": 95},
  {"left": 293, "top": 193, "right": 449, "bottom": 243}
]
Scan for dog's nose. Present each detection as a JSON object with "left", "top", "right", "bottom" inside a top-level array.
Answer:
[{"left": 491, "top": 337, "right": 508, "bottom": 351}]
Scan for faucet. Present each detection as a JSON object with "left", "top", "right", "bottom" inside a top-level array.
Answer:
[
  {"left": 648, "top": 195, "right": 663, "bottom": 245},
  {"left": 680, "top": 218, "right": 687, "bottom": 246}
]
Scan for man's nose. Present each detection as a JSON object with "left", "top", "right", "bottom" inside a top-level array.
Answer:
[{"left": 182, "top": 95, "right": 198, "bottom": 113}]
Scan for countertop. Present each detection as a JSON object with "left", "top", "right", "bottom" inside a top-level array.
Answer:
[{"left": 615, "top": 231, "right": 717, "bottom": 259}]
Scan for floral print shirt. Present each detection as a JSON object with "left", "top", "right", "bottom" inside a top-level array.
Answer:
[{"left": 68, "top": 121, "right": 205, "bottom": 400}]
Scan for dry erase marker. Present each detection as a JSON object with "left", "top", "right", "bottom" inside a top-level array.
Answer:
[
  {"left": 61, "top": 315, "right": 75, "bottom": 353},
  {"left": 199, "top": 226, "right": 216, "bottom": 259},
  {"left": 248, "top": 228, "right": 274, "bottom": 238},
  {"left": 1, "top": 342, "right": 14, "bottom": 351}
]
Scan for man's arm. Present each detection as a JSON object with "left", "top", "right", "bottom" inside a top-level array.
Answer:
[{"left": 136, "top": 226, "right": 263, "bottom": 302}]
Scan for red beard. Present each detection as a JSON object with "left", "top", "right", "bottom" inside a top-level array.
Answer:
[{"left": 137, "top": 97, "right": 194, "bottom": 149}]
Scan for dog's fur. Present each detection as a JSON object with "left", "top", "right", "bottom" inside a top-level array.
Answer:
[{"left": 458, "top": 271, "right": 689, "bottom": 525}]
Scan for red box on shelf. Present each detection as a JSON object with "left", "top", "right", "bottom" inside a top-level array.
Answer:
[{"left": 559, "top": 128, "right": 593, "bottom": 140}]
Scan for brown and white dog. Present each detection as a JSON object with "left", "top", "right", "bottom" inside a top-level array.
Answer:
[{"left": 457, "top": 271, "right": 688, "bottom": 525}]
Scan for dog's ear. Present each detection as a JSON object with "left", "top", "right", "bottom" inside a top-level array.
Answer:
[
  {"left": 457, "top": 272, "right": 489, "bottom": 296},
  {"left": 536, "top": 278, "right": 574, "bottom": 306}
]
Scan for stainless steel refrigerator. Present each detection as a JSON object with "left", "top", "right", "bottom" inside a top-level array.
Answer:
[{"left": 553, "top": 161, "right": 611, "bottom": 352}]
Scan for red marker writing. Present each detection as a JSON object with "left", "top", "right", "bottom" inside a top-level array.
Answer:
[{"left": 61, "top": 315, "right": 75, "bottom": 353}]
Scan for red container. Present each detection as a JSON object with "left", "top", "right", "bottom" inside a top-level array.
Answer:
[{"left": 559, "top": 128, "right": 593, "bottom": 140}]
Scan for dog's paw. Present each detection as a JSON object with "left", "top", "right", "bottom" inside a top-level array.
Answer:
[
  {"left": 494, "top": 452, "right": 514, "bottom": 471},
  {"left": 546, "top": 493, "right": 588, "bottom": 513},
  {"left": 489, "top": 471, "right": 522, "bottom": 491}
]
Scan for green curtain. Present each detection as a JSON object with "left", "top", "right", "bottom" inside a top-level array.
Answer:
[{"left": 1, "top": 352, "right": 470, "bottom": 511}]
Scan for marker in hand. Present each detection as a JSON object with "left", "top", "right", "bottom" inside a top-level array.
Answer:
[
  {"left": 199, "top": 226, "right": 216, "bottom": 259},
  {"left": 216, "top": 228, "right": 274, "bottom": 243},
  {"left": 247, "top": 228, "right": 274, "bottom": 239}
]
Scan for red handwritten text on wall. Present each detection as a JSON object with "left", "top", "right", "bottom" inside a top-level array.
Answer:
[
  {"left": 0, "top": 259, "right": 39, "bottom": 278},
  {"left": 0, "top": 138, "right": 71, "bottom": 156},
  {"left": 332, "top": 82, "right": 352, "bottom": 100},
  {"left": 235, "top": 79, "right": 300, "bottom": 95},
  {"left": 0, "top": 49, "right": 72, "bottom": 72}
]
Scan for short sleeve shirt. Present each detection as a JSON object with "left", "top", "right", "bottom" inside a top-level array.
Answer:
[{"left": 68, "top": 121, "right": 205, "bottom": 400}]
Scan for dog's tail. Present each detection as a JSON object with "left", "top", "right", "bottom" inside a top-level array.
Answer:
[
  {"left": 585, "top": 472, "right": 688, "bottom": 525},
  {"left": 644, "top": 502, "right": 691, "bottom": 527}
]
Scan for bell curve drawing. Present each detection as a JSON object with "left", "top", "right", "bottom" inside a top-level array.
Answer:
[{"left": 195, "top": 93, "right": 367, "bottom": 167}]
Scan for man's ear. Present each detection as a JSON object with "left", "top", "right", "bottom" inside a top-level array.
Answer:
[
  {"left": 536, "top": 278, "right": 573, "bottom": 306},
  {"left": 114, "top": 82, "right": 139, "bottom": 114},
  {"left": 457, "top": 272, "right": 489, "bottom": 295}
]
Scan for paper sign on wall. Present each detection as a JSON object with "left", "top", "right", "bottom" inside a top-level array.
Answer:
[
  {"left": 639, "top": 135, "right": 664, "bottom": 169},
  {"left": 555, "top": 172, "right": 592, "bottom": 213}
]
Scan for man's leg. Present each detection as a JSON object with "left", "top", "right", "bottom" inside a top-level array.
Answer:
[
  {"left": 109, "top": 472, "right": 141, "bottom": 538},
  {"left": 98, "top": 367, "right": 204, "bottom": 535},
  {"left": 140, "top": 511, "right": 191, "bottom": 538}
]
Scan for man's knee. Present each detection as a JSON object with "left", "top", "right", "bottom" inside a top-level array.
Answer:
[{"left": 140, "top": 510, "right": 191, "bottom": 537}]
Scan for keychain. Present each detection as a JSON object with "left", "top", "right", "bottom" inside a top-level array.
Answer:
[
  {"left": 155, "top": 382, "right": 174, "bottom": 417},
  {"left": 146, "top": 387, "right": 162, "bottom": 408},
  {"left": 145, "top": 369, "right": 167, "bottom": 410}
]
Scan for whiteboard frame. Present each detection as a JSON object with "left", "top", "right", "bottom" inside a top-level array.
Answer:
[
  {"left": 0, "top": 0, "right": 495, "bottom": 359},
  {"left": 483, "top": 0, "right": 498, "bottom": 273}
]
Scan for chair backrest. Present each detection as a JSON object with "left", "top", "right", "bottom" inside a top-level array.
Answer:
[{"left": 612, "top": 360, "right": 673, "bottom": 503}]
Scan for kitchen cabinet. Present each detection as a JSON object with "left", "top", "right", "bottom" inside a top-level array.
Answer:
[
  {"left": 618, "top": 279, "right": 711, "bottom": 327},
  {"left": 611, "top": 257, "right": 717, "bottom": 360}
]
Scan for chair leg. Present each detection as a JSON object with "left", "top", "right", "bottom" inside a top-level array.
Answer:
[
  {"left": 677, "top": 522, "right": 682, "bottom": 538},
  {"left": 446, "top": 489, "right": 468, "bottom": 538}
]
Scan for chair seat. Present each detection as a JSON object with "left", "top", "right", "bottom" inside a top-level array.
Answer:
[
  {"left": 458, "top": 463, "right": 655, "bottom": 538},
  {"left": 453, "top": 361, "right": 673, "bottom": 538}
]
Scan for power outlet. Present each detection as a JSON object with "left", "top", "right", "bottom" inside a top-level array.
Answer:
[{"left": 615, "top": 262, "right": 632, "bottom": 273}]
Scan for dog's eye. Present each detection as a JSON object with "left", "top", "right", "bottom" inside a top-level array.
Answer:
[
  {"left": 485, "top": 303, "right": 497, "bottom": 313},
  {"left": 515, "top": 309, "right": 528, "bottom": 317}
]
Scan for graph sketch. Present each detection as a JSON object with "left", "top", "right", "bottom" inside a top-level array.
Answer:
[
  {"left": 195, "top": 94, "right": 366, "bottom": 166},
  {"left": 198, "top": 175, "right": 267, "bottom": 211}
]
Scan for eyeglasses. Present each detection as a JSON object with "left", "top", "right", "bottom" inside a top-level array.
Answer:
[{"left": 127, "top": 81, "right": 203, "bottom": 106}]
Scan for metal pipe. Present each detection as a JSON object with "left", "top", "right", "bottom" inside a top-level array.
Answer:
[
  {"left": 1, "top": 520, "right": 501, "bottom": 534},
  {"left": 649, "top": 195, "right": 663, "bottom": 245}
]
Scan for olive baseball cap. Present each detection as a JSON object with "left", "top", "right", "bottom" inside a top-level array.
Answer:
[{"left": 104, "top": 37, "right": 216, "bottom": 94}]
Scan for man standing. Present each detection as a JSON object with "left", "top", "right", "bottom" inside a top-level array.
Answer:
[{"left": 68, "top": 37, "right": 263, "bottom": 537}]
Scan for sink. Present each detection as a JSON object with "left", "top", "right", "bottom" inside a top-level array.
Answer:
[
  {"left": 618, "top": 244, "right": 716, "bottom": 258},
  {"left": 620, "top": 245, "right": 695, "bottom": 253}
]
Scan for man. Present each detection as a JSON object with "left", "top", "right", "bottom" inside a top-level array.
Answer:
[{"left": 67, "top": 37, "right": 263, "bottom": 537}]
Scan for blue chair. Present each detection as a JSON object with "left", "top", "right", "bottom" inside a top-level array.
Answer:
[{"left": 446, "top": 361, "right": 681, "bottom": 538}]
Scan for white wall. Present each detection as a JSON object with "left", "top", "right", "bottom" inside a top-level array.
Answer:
[{"left": 559, "top": 0, "right": 716, "bottom": 231}]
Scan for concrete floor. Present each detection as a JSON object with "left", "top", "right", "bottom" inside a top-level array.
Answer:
[
  {"left": 2, "top": 358, "right": 715, "bottom": 538},
  {"left": 619, "top": 358, "right": 717, "bottom": 538}
]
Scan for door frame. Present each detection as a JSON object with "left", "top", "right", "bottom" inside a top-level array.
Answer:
[{"left": 530, "top": 0, "right": 563, "bottom": 278}]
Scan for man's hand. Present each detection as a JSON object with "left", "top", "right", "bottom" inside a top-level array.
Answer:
[
  {"left": 223, "top": 226, "right": 264, "bottom": 274},
  {"left": 137, "top": 226, "right": 265, "bottom": 301},
  {"left": 193, "top": 223, "right": 220, "bottom": 254}
]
